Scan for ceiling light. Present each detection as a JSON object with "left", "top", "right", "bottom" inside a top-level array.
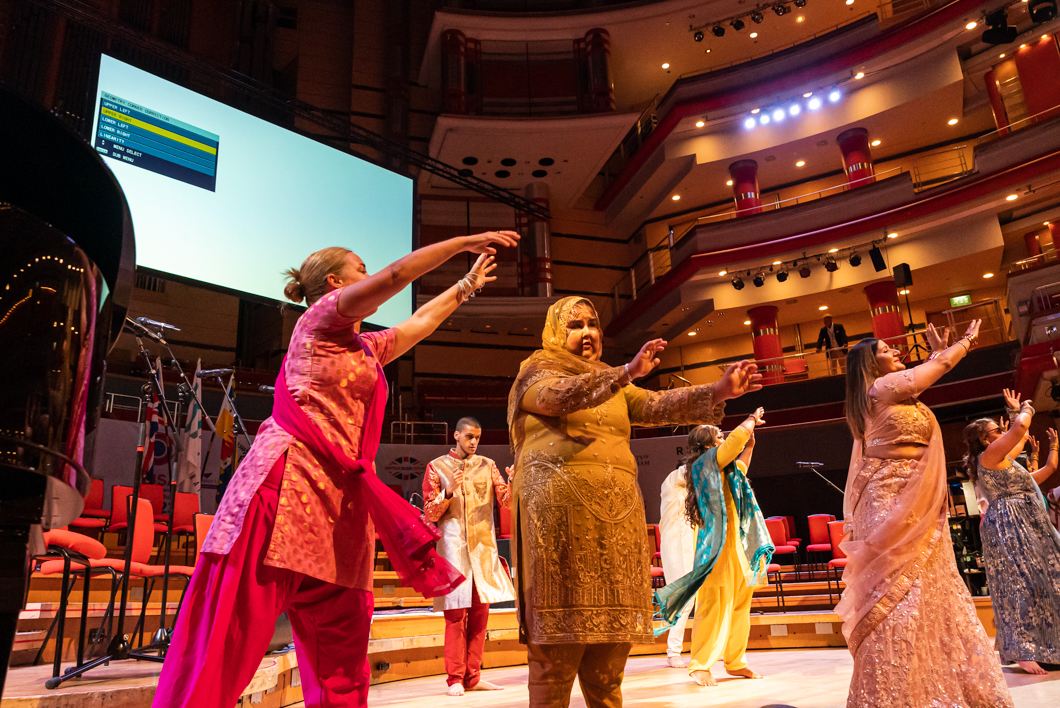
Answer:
[
  {"left": 871, "top": 139, "right": 881, "bottom": 146},
  {"left": 794, "top": 0, "right": 807, "bottom": 7},
  {"left": 796, "top": 160, "right": 806, "bottom": 167},
  {"left": 824, "top": 256, "right": 839, "bottom": 272},
  {"left": 819, "top": 305, "right": 829, "bottom": 311},
  {"left": 744, "top": 320, "right": 752, "bottom": 325},
  {"left": 777, "top": 269, "right": 789, "bottom": 282},
  {"left": 887, "top": 232, "right": 898, "bottom": 238},
  {"left": 773, "top": 4, "right": 789, "bottom": 16},
  {"left": 983, "top": 273, "right": 995, "bottom": 278},
  {"left": 726, "top": 180, "right": 733, "bottom": 186},
  {"left": 1000, "top": 53, "right": 1006, "bottom": 58},
  {"left": 1044, "top": 34, "right": 1051, "bottom": 40},
  {"left": 1020, "top": 44, "right": 1027, "bottom": 49},
  {"left": 750, "top": 32, "right": 759, "bottom": 38},
  {"left": 744, "top": 117, "right": 756, "bottom": 129},
  {"left": 732, "top": 276, "right": 745, "bottom": 290},
  {"left": 855, "top": 72, "right": 865, "bottom": 79},
  {"left": 752, "top": 11, "right": 765, "bottom": 23},
  {"left": 799, "top": 265, "right": 812, "bottom": 278},
  {"left": 1045, "top": 221, "right": 1051, "bottom": 226},
  {"left": 808, "top": 97, "right": 822, "bottom": 110},
  {"left": 730, "top": 19, "right": 745, "bottom": 31},
  {"left": 966, "top": 21, "right": 978, "bottom": 30},
  {"left": 712, "top": 25, "right": 726, "bottom": 37},
  {"left": 828, "top": 90, "right": 841, "bottom": 102},
  {"left": 672, "top": 195, "right": 681, "bottom": 201},
  {"left": 773, "top": 261, "right": 782, "bottom": 265},
  {"left": 803, "top": 92, "right": 813, "bottom": 98},
  {"left": 773, "top": 109, "right": 785, "bottom": 122},
  {"left": 751, "top": 108, "right": 761, "bottom": 114},
  {"left": 797, "top": 16, "right": 805, "bottom": 22},
  {"left": 982, "top": 10, "right": 1015, "bottom": 45},
  {"left": 845, "top": 0, "right": 854, "bottom": 5},
  {"left": 760, "top": 114, "right": 770, "bottom": 124},
  {"left": 662, "top": 63, "right": 670, "bottom": 69},
  {"left": 753, "top": 272, "right": 766, "bottom": 287},
  {"left": 789, "top": 104, "right": 800, "bottom": 115},
  {"left": 1006, "top": 194, "right": 1019, "bottom": 201},
  {"left": 694, "top": 30, "right": 705, "bottom": 42},
  {"left": 828, "top": 248, "right": 838, "bottom": 253},
  {"left": 1030, "top": 0, "right": 1057, "bottom": 23},
  {"left": 899, "top": 289, "right": 910, "bottom": 295},
  {"left": 696, "top": 120, "right": 705, "bottom": 127},
  {"left": 688, "top": 331, "right": 697, "bottom": 336},
  {"left": 719, "top": 270, "right": 728, "bottom": 276},
  {"left": 948, "top": 118, "right": 959, "bottom": 125},
  {"left": 849, "top": 252, "right": 862, "bottom": 267}
]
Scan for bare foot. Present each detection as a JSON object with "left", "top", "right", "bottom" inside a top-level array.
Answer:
[
  {"left": 1017, "top": 660, "right": 1048, "bottom": 675},
  {"left": 467, "top": 680, "right": 505, "bottom": 691},
  {"left": 691, "top": 670, "right": 717, "bottom": 686},
  {"left": 447, "top": 684, "right": 465, "bottom": 696},
  {"left": 726, "top": 666, "right": 763, "bottom": 679},
  {"left": 667, "top": 655, "right": 689, "bottom": 669}
]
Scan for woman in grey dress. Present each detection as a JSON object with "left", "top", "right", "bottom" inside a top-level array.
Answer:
[{"left": 964, "top": 395, "right": 1060, "bottom": 675}]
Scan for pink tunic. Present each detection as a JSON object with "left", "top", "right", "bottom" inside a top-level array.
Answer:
[{"left": 200, "top": 288, "right": 396, "bottom": 590}]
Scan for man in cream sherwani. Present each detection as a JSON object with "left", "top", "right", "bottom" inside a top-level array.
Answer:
[{"left": 659, "top": 462, "right": 698, "bottom": 668}]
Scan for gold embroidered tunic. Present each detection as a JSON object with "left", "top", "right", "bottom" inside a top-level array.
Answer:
[
  {"left": 508, "top": 297, "right": 725, "bottom": 645},
  {"left": 422, "top": 450, "right": 515, "bottom": 611}
]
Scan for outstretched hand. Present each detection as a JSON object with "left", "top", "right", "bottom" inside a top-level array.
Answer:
[
  {"left": 1002, "top": 387, "right": 1020, "bottom": 411},
  {"left": 463, "top": 230, "right": 520, "bottom": 255},
  {"left": 925, "top": 323, "right": 950, "bottom": 351},
  {"left": 626, "top": 339, "right": 667, "bottom": 380},
  {"left": 963, "top": 318, "right": 982, "bottom": 343},
  {"left": 468, "top": 254, "right": 498, "bottom": 289},
  {"left": 715, "top": 360, "right": 764, "bottom": 401},
  {"left": 749, "top": 407, "right": 766, "bottom": 426}
]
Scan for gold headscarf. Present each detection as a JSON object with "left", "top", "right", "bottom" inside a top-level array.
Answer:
[{"left": 507, "top": 296, "right": 609, "bottom": 425}]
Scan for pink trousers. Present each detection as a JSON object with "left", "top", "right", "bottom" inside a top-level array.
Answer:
[{"left": 153, "top": 457, "right": 373, "bottom": 708}]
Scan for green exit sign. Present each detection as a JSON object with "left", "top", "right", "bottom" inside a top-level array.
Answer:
[{"left": 950, "top": 294, "right": 972, "bottom": 308}]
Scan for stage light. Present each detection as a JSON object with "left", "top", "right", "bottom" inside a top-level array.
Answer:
[
  {"left": 789, "top": 104, "right": 801, "bottom": 115},
  {"left": 849, "top": 252, "right": 862, "bottom": 267},
  {"left": 799, "top": 265, "right": 812, "bottom": 278},
  {"left": 1029, "top": 0, "right": 1057, "bottom": 23},
  {"left": 694, "top": 30, "right": 705, "bottom": 42},
  {"left": 732, "top": 276, "right": 745, "bottom": 290},
  {"left": 760, "top": 114, "right": 770, "bottom": 124},
  {"left": 828, "top": 90, "right": 841, "bottom": 102},
  {"left": 777, "top": 268, "right": 789, "bottom": 282},
  {"left": 696, "top": 120, "right": 705, "bottom": 127},
  {"left": 750, "top": 32, "right": 759, "bottom": 38},
  {"left": 773, "top": 4, "right": 789, "bottom": 16},
  {"left": 773, "top": 108, "right": 785, "bottom": 122},
  {"left": 824, "top": 256, "right": 839, "bottom": 272},
  {"left": 752, "top": 11, "right": 765, "bottom": 23},
  {"left": 794, "top": 0, "right": 807, "bottom": 7},
  {"left": 753, "top": 272, "right": 766, "bottom": 287},
  {"left": 713, "top": 25, "right": 726, "bottom": 37},
  {"left": 731, "top": 19, "right": 745, "bottom": 31},
  {"left": 744, "top": 117, "right": 756, "bottom": 129},
  {"left": 808, "top": 97, "right": 822, "bottom": 110},
  {"left": 982, "top": 10, "right": 1017, "bottom": 45}
]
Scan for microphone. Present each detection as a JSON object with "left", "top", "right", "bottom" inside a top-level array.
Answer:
[
  {"left": 124, "top": 317, "right": 165, "bottom": 343},
  {"left": 197, "top": 368, "right": 235, "bottom": 379},
  {"left": 135, "top": 316, "right": 180, "bottom": 332},
  {"left": 797, "top": 461, "right": 824, "bottom": 467},
  {"left": 258, "top": 385, "right": 275, "bottom": 393}
]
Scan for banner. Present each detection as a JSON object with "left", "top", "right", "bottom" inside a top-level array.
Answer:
[
  {"left": 215, "top": 377, "right": 240, "bottom": 506},
  {"left": 175, "top": 358, "right": 203, "bottom": 495}
]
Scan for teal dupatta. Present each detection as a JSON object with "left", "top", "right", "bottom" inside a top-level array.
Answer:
[{"left": 653, "top": 447, "right": 774, "bottom": 634}]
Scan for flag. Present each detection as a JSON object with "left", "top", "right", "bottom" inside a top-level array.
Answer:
[
  {"left": 141, "top": 388, "right": 160, "bottom": 483},
  {"left": 175, "top": 358, "right": 203, "bottom": 496},
  {"left": 215, "top": 376, "right": 240, "bottom": 505}
]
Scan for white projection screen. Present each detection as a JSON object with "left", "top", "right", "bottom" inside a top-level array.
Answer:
[{"left": 91, "top": 54, "right": 414, "bottom": 326}]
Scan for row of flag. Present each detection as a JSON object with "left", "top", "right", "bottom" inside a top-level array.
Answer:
[{"left": 140, "top": 358, "right": 241, "bottom": 508}]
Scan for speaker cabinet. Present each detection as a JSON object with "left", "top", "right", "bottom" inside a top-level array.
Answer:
[{"left": 894, "top": 263, "right": 913, "bottom": 288}]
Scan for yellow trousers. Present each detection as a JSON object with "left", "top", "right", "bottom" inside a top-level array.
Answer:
[
  {"left": 527, "top": 641, "right": 631, "bottom": 708},
  {"left": 687, "top": 484, "right": 754, "bottom": 674}
]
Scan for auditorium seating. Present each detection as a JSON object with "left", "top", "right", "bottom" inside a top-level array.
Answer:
[{"left": 826, "top": 520, "right": 848, "bottom": 603}]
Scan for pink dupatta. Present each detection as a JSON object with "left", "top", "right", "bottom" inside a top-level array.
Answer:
[{"left": 272, "top": 343, "right": 464, "bottom": 598}]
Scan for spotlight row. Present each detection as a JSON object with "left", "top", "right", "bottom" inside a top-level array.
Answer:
[
  {"left": 725, "top": 241, "right": 892, "bottom": 290},
  {"left": 691, "top": 0, "right": 809, "bottom": 42},
  {"left": 742, "top": 90, "right": 840, "bottom": 129}
]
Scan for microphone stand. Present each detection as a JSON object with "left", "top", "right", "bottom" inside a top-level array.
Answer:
[{"left": 797, "top": 462, "right": 844, "bottom": 496}]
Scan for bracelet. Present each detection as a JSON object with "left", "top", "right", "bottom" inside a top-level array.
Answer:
[
  {"left": 623, "top": 363, "right": 632, "bottom": 382},
  {"left": 957, "top": 337, "right": 972, "bottom": 353}
]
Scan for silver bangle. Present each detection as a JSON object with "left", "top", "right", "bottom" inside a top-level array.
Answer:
[{"left": 624, "top": 363, "right": 631, "bottom": 381}]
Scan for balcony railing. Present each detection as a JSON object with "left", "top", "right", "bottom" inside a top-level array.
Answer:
[{"left": 976, "top": 103, "right": 1060, "bottom": 146}]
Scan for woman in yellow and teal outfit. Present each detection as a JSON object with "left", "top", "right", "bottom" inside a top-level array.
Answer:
[{"left": 656, "top": 408, "right": 773, "bottom": 687}]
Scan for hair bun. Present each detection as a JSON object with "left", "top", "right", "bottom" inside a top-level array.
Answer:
[{"left": 282, "top": 267, "right": 305, "bottom": 304}]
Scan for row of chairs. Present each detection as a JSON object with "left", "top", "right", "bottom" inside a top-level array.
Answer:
[
  {"left": 764, "top": 514, "right": 848, "bottom": 600},
  {"left": 29, "top": 497, "right": 214, "bottom": 679}
]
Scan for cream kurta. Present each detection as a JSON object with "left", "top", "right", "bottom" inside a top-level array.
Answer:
[
  {"left": 423, "top": 450, "right": 515, "bottom": 611},
  {"left": 659, "top": 466, "right": 697, "bottom": 586}
]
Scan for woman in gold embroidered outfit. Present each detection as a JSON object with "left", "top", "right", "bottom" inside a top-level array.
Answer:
[
  {"left": 507, "top": 297, "right": 761, "bottom": 707},
  {"left": 839, "top": 319, "right": 1013, "bottom": 708}
]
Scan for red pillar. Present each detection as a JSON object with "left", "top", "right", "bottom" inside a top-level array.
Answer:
[
  {"left": 748, "top": 305, "right": 783, "bottom": 385},
  {"left": 1014, "top": 34, "right": 1060, "bottom": 123},
  {"left": 837, "top": 128, "right": 875, "bottom": 188},
  {"left": 984, "top": 69, "right": 1010, "bottom": 136},
  {"left": 441, "top": 30, "right": 468, "bottom": 114},
  {"left": 864, "top": 280, "right": 906, "bottom": 349},
  {"left": 580, "top": 29, "right": 614, "bottom": 113},
  {"left": 1049, "top": 224, "right": 1060, "bottom": 254},
  {"left": 728, "top": 160, "right": 762, "bottom": 216},
  {"left": 1026, "top": 231, "right": 1042, "bottom": 257}
]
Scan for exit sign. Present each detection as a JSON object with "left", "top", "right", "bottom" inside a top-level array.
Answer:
[{"left": 950, "top": 294, "right": 972, "bottom": 307}]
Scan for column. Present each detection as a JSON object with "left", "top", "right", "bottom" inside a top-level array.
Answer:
[
  {"left": 984, "top": 69, "right": 1010, "bottom": 136},
  {"left": 580, "top": 28, "right": 614, "bottom": 113},
  {"left": 441, "top": 30, "right": 468, "bottom": 114},
  {"left": 837, "top": 128, "right": 875, "bottom": 188},
  {"left": 1013, "top": 34, "right": 1060, "bottom": 123},
  {"left": 747, "top": 305, "right": 783, "bottom": 385},
  {"left": 864, "top": 280, "right": 905, "bottom": 347},
  {"left": 518, "top": 182, "right": 553, "bottom": 297},
  {"left": 728, "top": 160, "right": 762, "bottom": 216},
  {"left": 1025, "top": 231, "right": 1041, "bottom": 257}
]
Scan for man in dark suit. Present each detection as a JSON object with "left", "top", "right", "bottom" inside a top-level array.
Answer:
[{"left": 816, "top": 315, "right": 848, "bottom": 374}]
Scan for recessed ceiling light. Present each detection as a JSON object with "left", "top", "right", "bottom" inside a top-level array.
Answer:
[
  {"left": 1000, "top": 53, "right": 1006, "bottom": 58},
  {"left": 871, "top": 139, "right": 881, "bottom": 146},
  {"left": 887, "top": 232, "right": 898, "bottom": 238},
  {"left": 966, "top": 21, "right": 978, "bottom": 30},
  {"left": 855, "top": 72, "right": 865, "bottom": 79},
  {"left": 797, "top": 16, "right": 804, "bottom": 22},
  {"left": 819, "top": 305, "right": 829, "bottom": 310},
  {"left": 803, "top": 92, "right": 812, "bottom": 98},
  {"left": 828, "top": 248, "right": 839, "bottom": 253},
  {"left": 726, "top": 180, "right": 734, "bottom": 186},
  {"left": 1046, "top": 221, "right": 1052, "bottom": 226},
  {"left": 695, "top": 120, "right": 705, "bottom": 128},
  {"left": 1044, "top": 35, "right": 1050, "bottom": 40},
  {"left": 845, "top": 0, "right": 853, "bottom": 4},
  {"left": 672, "top": 194, "right": 681, "bottom": 201},
  {"left": 796, "top": 160, "right": 806, "bottom": 167},
  {"left": 899, "top": 289, "right": 910, "bottom": 295},
  {"left": 1020, "top": 44, "right": 1027, "bottom": 49},
  {"left": 751, "top": 108, "right": 760, "bottom": 114},
  {"left": 688, "top": 331, "right": 697, "bottom": 336},
  {"left": 750, "top": 32, "right": 759, "bottom": 38},
  {"left": 983, "top": 273, "right": 994, "bottom": 278},
  {"left": 773, "top": 261, "right": 782, "bottom": 265},
  {"left": 719, "top": 270, "right": 728, "bottom": 276},
  {"left": 662, "top": 63, "right": 670, "bottom": 69},
  {"left": 744, "top": 320, "right": 752, "bottom": 325},
  {"left": 948, "top": 118, "right": 959, "bottom": 125},
  {"left": 1006, "top": 194, "right": 1019, "bottom": 201}
]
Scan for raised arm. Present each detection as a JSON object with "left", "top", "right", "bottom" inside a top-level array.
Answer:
[
  {"left": 337, "top": 231, "right": 518, "bottom": 321},
  {"left": 717, "top": 408, "right": 764, "bottom": 469},
  {"left": 737, "top": 430, "right": 756, "bottom": 471},
  {"left": 1031, "top": 428, "right": 1059, "bottom": 486},
  {"left": 982, "top": 399, "right": 1034, "bottom": 470},
  {"left": 871, "top": 320, "right": 980, "bottom": 404}
]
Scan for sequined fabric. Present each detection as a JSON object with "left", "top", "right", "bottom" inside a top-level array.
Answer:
[
  {"left": 978, "top": 459, "right": 1060, "bottom": 664},
  {"left": 846, "top": 456, "right": 1013, "bottom": 708}
]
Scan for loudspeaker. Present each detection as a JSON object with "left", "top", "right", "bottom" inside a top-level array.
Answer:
[
  {"left": 869, "top": 246, "right": 886, "bottom": 272},
  {"left": 894, "top": 263, "right": 913, "bottom": 288}
]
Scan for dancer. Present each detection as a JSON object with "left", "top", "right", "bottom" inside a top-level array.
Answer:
[
  {"left": 656, "top": 411, "right": 773, "bottom": 687},
  {"left": 658, "top": 455, "right": 697, "bottom": 668},
  {"left": 839, "top": 321, "right": 1013, "bottom": 707},
  {"left": 507, "top": 296, "right": 762, "bottom": 707},
  {"left": 964, "top": 396, "right": 1060, "bottom": 674},
  {"left": 153, "top": 230, "right": 519, "bottom": 708},
  {"left": 422, "top": 417, "right": 515, "bottom": 696}
]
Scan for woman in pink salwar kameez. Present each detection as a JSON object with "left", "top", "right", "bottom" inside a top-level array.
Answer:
[
  {"left": 839, "top": 319, "right": 1013, "bottom": 708},
  {"left": 153, "top": 230, "right": 518, "bottom": 708}
]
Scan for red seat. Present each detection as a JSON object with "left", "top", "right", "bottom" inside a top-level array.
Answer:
[
  {"left": 806, "top": 514, "right": 836, "bottom": 577},
  {"left": 765, "top": 518, "right": 800, "bottom": 581},
  {"left": 781, "top": 516, "right": 802, "bottom": 546},
  {"left": 765, "top": 562, "right": 785, "bottom": 609},
  {"left": 80, "top": 479, "right": 110, "bottom": 519},
  {"left": 193, "top": 513, "right": 215, "bottom": 566},
  {"left": 171, "top": 492, "right": 201, "bottom": 564},
  {"left": 106, "top": 485, "right": 134, "bottom": 533},
  {"left": 826, "top": 520, "right": 848, "bottom": 603},
  {"left": 140, "top": 483, "right": 169, "bottom": 522}
]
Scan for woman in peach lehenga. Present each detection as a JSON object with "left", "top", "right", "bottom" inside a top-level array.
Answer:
[{"left": 839, "top": 319, "right": 1013, "bottom": 708}]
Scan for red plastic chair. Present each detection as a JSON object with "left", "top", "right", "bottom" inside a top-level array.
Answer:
[
  {"left": 806, "top": 514, "right": 836, "bottom": 577},
  {"left": 782, "top": 516, "right": 802, "bottom": 546},
  {"left": 171, "top": 492, "right": 200, "bottom": 565},
  {"left": 193, "top": 512, "right": 215, "bottom": 565},
  {"left": 80, "top": 479, "right": 109, "bottom": 519},
  {"left": 106, "top": 485, "right": 133, "bottom": 534},
  {"left": 765, "top": 518, "right": 800, "bottom": 581},
  {"left": 497, "top": 505, "right": 511, "bottom": 540},
  {"left": 766, "top": 562, "right": 785, "bottom": 609},
  {"left": 826, "top": 520, "right": 848, "bottom": 603},
  {"left": 140, "top": 483, "right": 169, "bottom": 522}
]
